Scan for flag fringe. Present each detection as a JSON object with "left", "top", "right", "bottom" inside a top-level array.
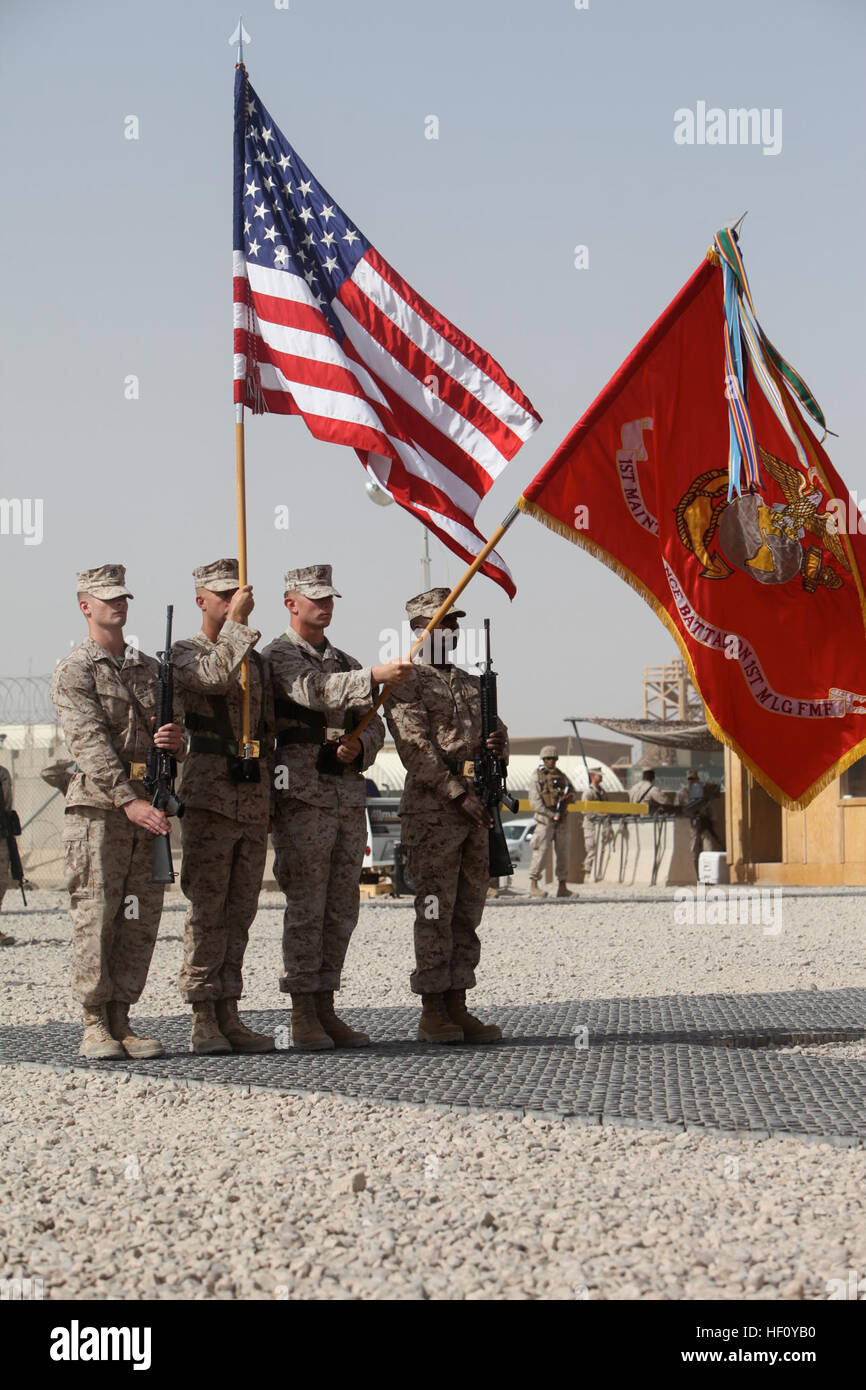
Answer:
[{"left": 516, "top": 495, "right": 866, "bottom": 811}]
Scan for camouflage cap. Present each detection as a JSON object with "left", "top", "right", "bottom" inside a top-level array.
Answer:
[
  {"left": 193, "top": 558, "right": 239, "bottom": 593},
  {"left": 540, "top": 745, "right": 558, "bottom": 758},
  {"left": 284, "top": 564, "right": 341, "bottom": 599},
  {"left": 76, "top": 564, "right": 133, "bottom": 600},
  {"left": 405, "top": 588, "right": 466, "bottom": 622}
]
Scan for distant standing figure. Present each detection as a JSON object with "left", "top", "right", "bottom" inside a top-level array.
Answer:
[
  {"left": 582, "top": 768, "right": 608, "bottom": 881},
  {"left": 0, "top": 764, "right": 16, "bottom": 945},
  {"left": 528, "top": 746, "right": 576, "bottom": 898}
]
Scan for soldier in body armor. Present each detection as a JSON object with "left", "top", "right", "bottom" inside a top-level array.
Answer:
[
  {"left": 528, "top": 746, "right": 577, "bottom": 898},
  {"left": 173, "top": 559, "right": 275, "bottom": 1056},
  {"left": 263, "top": 565, "right": 412, "bottom": 1051}
]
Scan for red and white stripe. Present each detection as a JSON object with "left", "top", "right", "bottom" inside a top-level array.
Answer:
[{"left": 233, "top": 248, "right": 540, "bottom": 597}]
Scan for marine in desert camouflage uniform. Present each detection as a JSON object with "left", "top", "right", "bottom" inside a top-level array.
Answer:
[
  {"left": 50, "top": 565, "right": 185, "bottom": 1060},
  {"left": 385, "top": 588, "right": 507, "bottom": 1045},
  {"left": 582, "top": 767, "right": 608, "bottom": 880},
  {"left": 527, "top": 747, "right": 577, "bottom": 898},
  {"left": 263, "top": 565, "right": 411, "bottom": 1051},
  {"left": 173, "top": 558, "right": 275, "bottom": 1056},
  {"left": 0, "top": 763, "right": 15, "bottom": 945}
]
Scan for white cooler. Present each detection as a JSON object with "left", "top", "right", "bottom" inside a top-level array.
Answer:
[{"left": 698, "top": 851, "right": 729, "bottom": 884}]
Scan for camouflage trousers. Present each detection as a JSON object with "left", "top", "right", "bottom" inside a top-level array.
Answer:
[
  {"left": 583, "top": 817, "right": 600, "bottom": 878},
  {"left": 403, "top": 810, "right": 488, "bottom": 995},
  {"left": 63, "top": 807, "right": 166, "bottom": 1006},
  {"left": 529, "top": 816, "right": 569, "bottom": 881},
  {"left": 0, "top": 841, "right": 9, "bottom": 913},
  {"left": 179, "top": 808, "right": 268, "bottom": 1002},
  {"left": 272, "top": 798, "right": 367, "bottom": 994}
]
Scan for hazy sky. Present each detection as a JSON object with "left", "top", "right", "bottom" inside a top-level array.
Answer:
[{"left": 2, "top": 0, "right": 863, "bottom": 734}]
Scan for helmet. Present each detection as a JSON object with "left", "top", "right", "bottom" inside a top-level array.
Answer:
[{"left": 540, "top": 745, "right": 558, "bottom": 758}]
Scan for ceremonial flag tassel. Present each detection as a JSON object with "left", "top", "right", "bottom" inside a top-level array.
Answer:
[
  {"left": 232, "top": 66, "right": 541, "bottom": 599},
  {"left": 517, "top": 230, "right": 866, "bottom": 810}
]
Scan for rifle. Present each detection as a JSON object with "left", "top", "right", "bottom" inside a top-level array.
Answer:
[
  {"left": 144, "top": 606, "right": 183, "bottom": 884},
  {"left": 553, "top": 783, "right": 572, "bottom": 822},
  {"left": 0, "top": 773, "right": 26, "bottom": 905},
  {"left": 474, "top": 619, "right": 518, "bottom": 877}
]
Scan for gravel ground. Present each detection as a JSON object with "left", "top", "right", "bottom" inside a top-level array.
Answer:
[{"left": 0, "top": 886, "right": 864, "bottom": 1301}]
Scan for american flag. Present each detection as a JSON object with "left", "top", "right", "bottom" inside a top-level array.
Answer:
[{"left": 233, "top": 68, "right": 541, "bottom": 597}]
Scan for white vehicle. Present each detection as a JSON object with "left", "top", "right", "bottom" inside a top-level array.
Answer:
[{"left": 502, "top": 816, "right": 536, "bottom": 865}]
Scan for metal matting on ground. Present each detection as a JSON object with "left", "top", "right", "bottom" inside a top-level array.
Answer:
[{"left": 1, "top": 989, "right": 864, "bottom": 1146}]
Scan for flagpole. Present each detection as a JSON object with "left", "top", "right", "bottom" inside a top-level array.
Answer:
[
  {"left": 232, "top": 17, "right": 253, "bottom": 757},
  {"left": 235, "top": 401, "right": 253, "bottom": 754},
  {"left": 351, "top": 505, "right": 522, "bottom": 737}
]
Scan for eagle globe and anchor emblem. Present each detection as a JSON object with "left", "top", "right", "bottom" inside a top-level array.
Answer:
[{"left": 675, "top": 446, "right": 850, "bottom": 592}]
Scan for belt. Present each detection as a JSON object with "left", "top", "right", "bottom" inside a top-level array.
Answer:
[
  {"left": 277, "top": 729, "right": 323, "bottom": 747},
  {"left": 123, "top": 761, "right": 147, "bottom": 781}
]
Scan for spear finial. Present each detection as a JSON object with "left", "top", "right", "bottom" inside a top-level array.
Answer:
[
  {"left": 229, "top": 17, "right": 251, "bottom": 65},
  {"left": 729, "top": 210, "right": 748, "bottom": 238}
]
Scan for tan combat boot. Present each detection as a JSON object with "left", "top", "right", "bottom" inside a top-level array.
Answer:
[
  {"left": 106, "top": 1001, "right": 164, "bottom": 1059},
  {"left": 290, "top": 993, "right": 335, "bottom": 1051},
  {"left": 315, "top": 991, "right": 370, "bottom": 1048},
  {"left": 417, "top": 993, "right": 464, "bottom": 1044},
  {"left": 529, "top": 879, "right": 547, "bottom": 898},
  {"left": 556, "top": 882, "right": 574, "bottom": 898},
  {"left": 190, "top": 1000, "right": 232, "bottom": 1055},
  {"left": 215, "top": 998, "right": 275, "bottom": 1053},
  {"left": 80, "top": 1005, "right": 125, "bottom": 1060},
  {"left": 444, "top": 989, "right": 503, "bottom": 1044}
]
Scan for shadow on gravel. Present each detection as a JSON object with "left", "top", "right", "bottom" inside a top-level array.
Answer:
[{"left": 2, "top": 989, "right": 864, "bottom": 1145}]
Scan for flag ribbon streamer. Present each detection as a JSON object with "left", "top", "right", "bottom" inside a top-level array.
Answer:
[{"left": 712, "top": 228, "right": 828, "bottom": 499}]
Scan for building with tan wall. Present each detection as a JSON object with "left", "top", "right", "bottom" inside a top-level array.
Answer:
[{"left": 725, "top": 746, "right": 866, "bottom": 885}]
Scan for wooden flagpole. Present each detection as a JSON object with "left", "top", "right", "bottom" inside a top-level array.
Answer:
[
  {"left": 233, "top": 18, "right": 254, "bottom": 757},
  {"left": 235, "top": 401, "right": 253, "bottom": 754},
  {"left": 350, "top": 504, "right": 522, "bottom": 738}
]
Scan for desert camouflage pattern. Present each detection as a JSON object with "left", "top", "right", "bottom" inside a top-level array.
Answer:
[
  {"left": 264, "top": 626, "right": 384, "bottom": 994},
  {"left": 0, "top": 767, "right": 11, "bottom": 912},
  {"left": 179, "top": 808, "right": 268, "bottom": 1001},
  {"left": 0, "top": 844, "right": 9, "bottom": 913},
  {"left": 528, "top": 765, "right": 576, "bottom": 880},
  {"left": 402, "top": 809, "right": 488, "bottom": 993},
  {"left": 528, "top": 816, "right": 571, "bottom": 882},
  {"left": 263, "top": 626, "right": 384, "bottom": 809},
  {"left": 631, "top": 777, "right": 666, "bottom": 808},
  {"left": 173, "top": 620, "right": 271, "bottom": 825},
  {"left": 173, "top": 621, "right": 272, "bottom": 1003},
  {"left": 76, "top": 563, "right": 133, "bottom": 599},
  {"left": 192, "top": 558, "right": 239, "bottom": 592},
  {"left": 386, "top": 657, "right": 507, "bottom": 995},
  {"left": 50, "top": 639, "right": 182, "bottom": 810},
  {"left": 582, "top": 782, "right": 607, "bottom": 877},
  {"left": 386, "top": 660, "right": 506, "bottom": 815},
  {"left": 273, "top": 799, "right": 367, "bottom": 993},
  {"left": 51, "top": 637, "right": 184, "bottom": 1006},
  {"left": 283, "top": 564, "right": 341, "bottom": 598},
  {"left": 529, "top": 765, "right": 576, "bottom": 823},
  {"left": 62, "top": 807, "right": 166, "bottom": 1004}
]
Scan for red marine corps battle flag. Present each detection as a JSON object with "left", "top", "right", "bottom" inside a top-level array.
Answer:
[{"left": 518, "top": 229, "right": 866, "bottom": 807}]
